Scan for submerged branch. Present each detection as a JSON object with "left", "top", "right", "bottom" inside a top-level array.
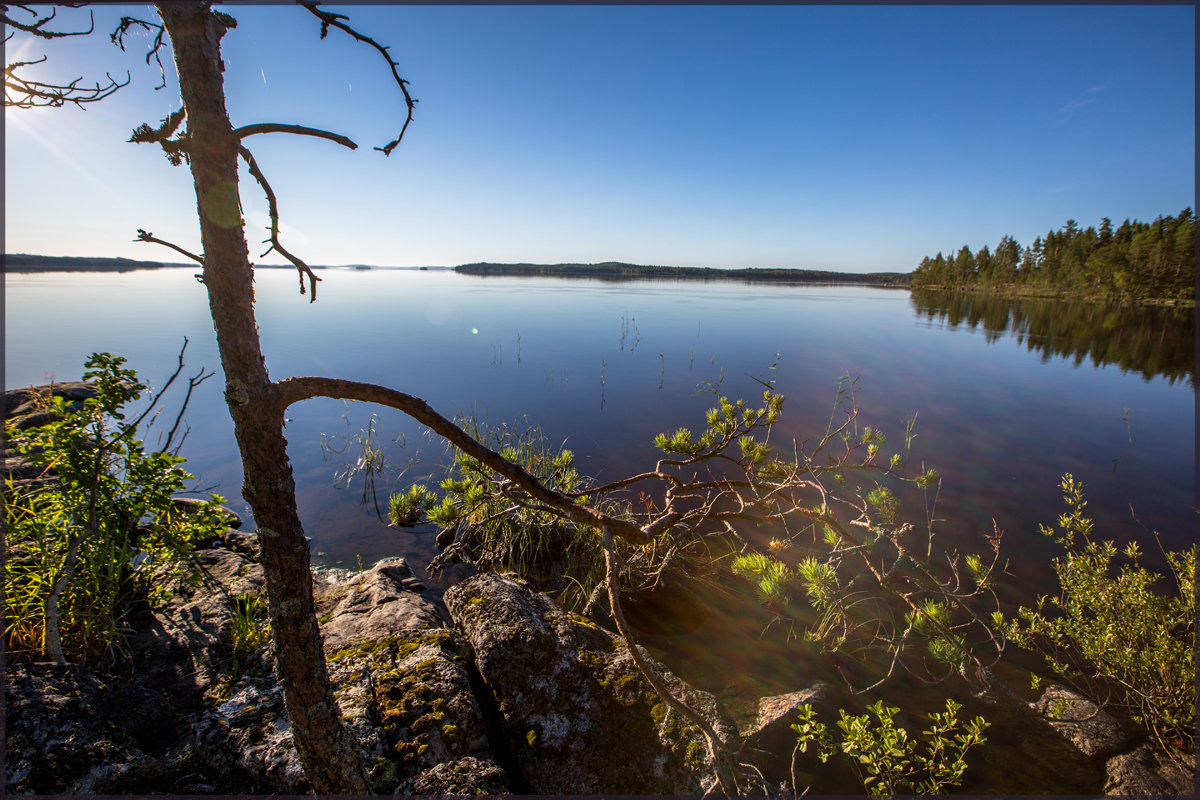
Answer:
[{"left": 162, "top": 363, "right": 215, "bottom": 455}]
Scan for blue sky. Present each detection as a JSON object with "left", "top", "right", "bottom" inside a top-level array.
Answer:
[{"left": 5, "top": 3, "right": 1195, "bottom": 272}]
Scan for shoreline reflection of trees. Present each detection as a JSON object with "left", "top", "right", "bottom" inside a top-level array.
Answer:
[{"left": 910, "top": 290, "right": 1194, "bottom": 386}]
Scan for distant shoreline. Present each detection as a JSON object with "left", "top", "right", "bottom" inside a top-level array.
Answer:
[
  {"left": 4, "top": 254, "right": 177, "bottom": 272},
  {"left": 453, "top": 261, "right": 912, "bottom": 286},
  {"left": 2, "top": 255, "right": 447, "bottom": 273},
  {"left": 5, "top": 254, "right": 911, "bottom": 285}
]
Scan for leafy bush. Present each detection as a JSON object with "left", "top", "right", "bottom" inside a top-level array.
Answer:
[
  {"left": 792, "top": 699, "right": 989, "bottom": 795},
  {"left": 1000, "top": 474, "right": 1195, "bottom": 758},
  {"left": 3, "top": 353, "right": 229, "bottom": 666}
]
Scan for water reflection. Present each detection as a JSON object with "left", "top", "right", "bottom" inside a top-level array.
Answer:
[{"left": 910, "top": 290, "right": 1194, "bottom": 386}]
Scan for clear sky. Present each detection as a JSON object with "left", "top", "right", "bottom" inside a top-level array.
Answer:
[{"left": 5, "top": 3, "right": 1195, "bottom": 272}]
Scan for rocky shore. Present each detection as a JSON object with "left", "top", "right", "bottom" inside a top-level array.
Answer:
[{"left": 4, "top": 382, "right": 1194, "bottom": 794}]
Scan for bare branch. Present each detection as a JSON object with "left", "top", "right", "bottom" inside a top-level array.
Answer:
[
  {"left": 298, "top": 1, "right": 417, "bottom": 155},
  {"left": 237, "top": 144, "right": 322, "bottom": 302},
  {"left": 5, "top": 58, "right": 130, "bottom": 108},
  {"left": 162, "top": 362, "right": 216, "bottom": 455},
  {"left": 134, "top": 229, "right": 204, "bottom": 265},
  {"left": 123, "top": 339, "right": 192, "bottom": 438},
  {"left": 111, "top": 15, "right": 168, "bottom": 91},
  {"left": 274, "top": 376, "right": 652, "bottom": 545},
  {"left": 2, "top": 4, "right": 94, "bottom": 39},
  {"left": 3, "top": 4, "right": 132, "bottom": 109},
  {"left": 234, "top": 123, "right": 357, "bottom": 150}
]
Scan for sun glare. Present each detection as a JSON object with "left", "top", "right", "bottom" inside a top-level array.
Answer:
[
  {"left": 5, "top": 34, "right": 88, "bottom": 126},
  {"left": 4, "top": 36, "right": 57, "bottom": 118},
  {"left": 6, "top": 108, "right": 93, "bottom": 179}
]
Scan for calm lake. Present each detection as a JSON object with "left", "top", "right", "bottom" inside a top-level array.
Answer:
[{"left": 4, "top": 267, "right": 1194, "bottom": 707}]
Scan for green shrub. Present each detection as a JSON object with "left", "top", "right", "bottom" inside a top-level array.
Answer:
[
  {"left": 388, "top": 483, "right": 437, "bottom": 527},
  {"left": 792, "top": 698, "right": 988, "bottom": 795},
  {"left": 3, "top": 353, "right": 228, "bottom": 666},
  {"left": 1001, "top": 473, "right": 1195, "bottom": 757},
  {"left": 393, "top": 416, "right": 602, "bottom": 599},
  {"left": 730, "top": 551, "right": 799, "bottom": 608}
]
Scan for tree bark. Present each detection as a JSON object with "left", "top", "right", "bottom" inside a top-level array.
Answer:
[{"left": 155, "top": 3, "right": 368, "bottom": 792}]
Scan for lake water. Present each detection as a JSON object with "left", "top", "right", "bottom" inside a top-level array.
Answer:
[
  {"left": 7, "top": 266, "right": 1191, "bottom": 550},
  {"left": 4, "top": 267, "right": 1195, "bottom": 724},
  {"left": 4, "top": 267, "right": 1195, "bottom": 706}
]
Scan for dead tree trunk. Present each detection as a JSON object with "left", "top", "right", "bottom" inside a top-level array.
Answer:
[{"left": 155, "top": 3, "right": 368, "bottom": 792}]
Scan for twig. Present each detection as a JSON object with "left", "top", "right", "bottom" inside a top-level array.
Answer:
[
  {"left": 2, "top": 5, "right": 94, "bottom": 39},
  {"left": 581, "top": 577, "right": 609, "bottom": 617},
  {"left": 298, "top": 1, "right": 417, "bottom": 155},
  {"left": 128, "top": 108, "right": 189, "bottom": 165},
  {"left": 124, "top": 339, "right": 192, "bottom": 438},
  {"left": 5, "top": 58, "right": 130, "bottom": 108},
  {"left": 110, "top": 15, "right": 168, "bottom": 91},
  {"left": 135, "top": 229, "right": 204, "bottom": 265},
  {"left": 161, "top": 364, "right": 215, "bottom": 455},
  {"left": 129, "top": 107, "right": 185, "bottom": 144}
]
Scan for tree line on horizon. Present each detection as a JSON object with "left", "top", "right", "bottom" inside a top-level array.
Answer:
[
  {"left": 4, "top": 253, "right": 168, "bottom": 272},
  {"left": 455, "top": 261, "right": 910, "bottom": 285},
  {"left": 911, "top": 209, "right": 1195, "bottom": 301}
]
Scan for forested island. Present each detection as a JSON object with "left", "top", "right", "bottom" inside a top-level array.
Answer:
[
  {"left": 911, "top": 209, "right": 1195, "bottom": 304},
  {"left": 454, "top": 261, "right": 910, "bottom": 285}
]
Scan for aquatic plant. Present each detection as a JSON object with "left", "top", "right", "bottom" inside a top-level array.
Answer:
[{"left": 320, "top": 406, "right": 399, "bottom": 519}]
